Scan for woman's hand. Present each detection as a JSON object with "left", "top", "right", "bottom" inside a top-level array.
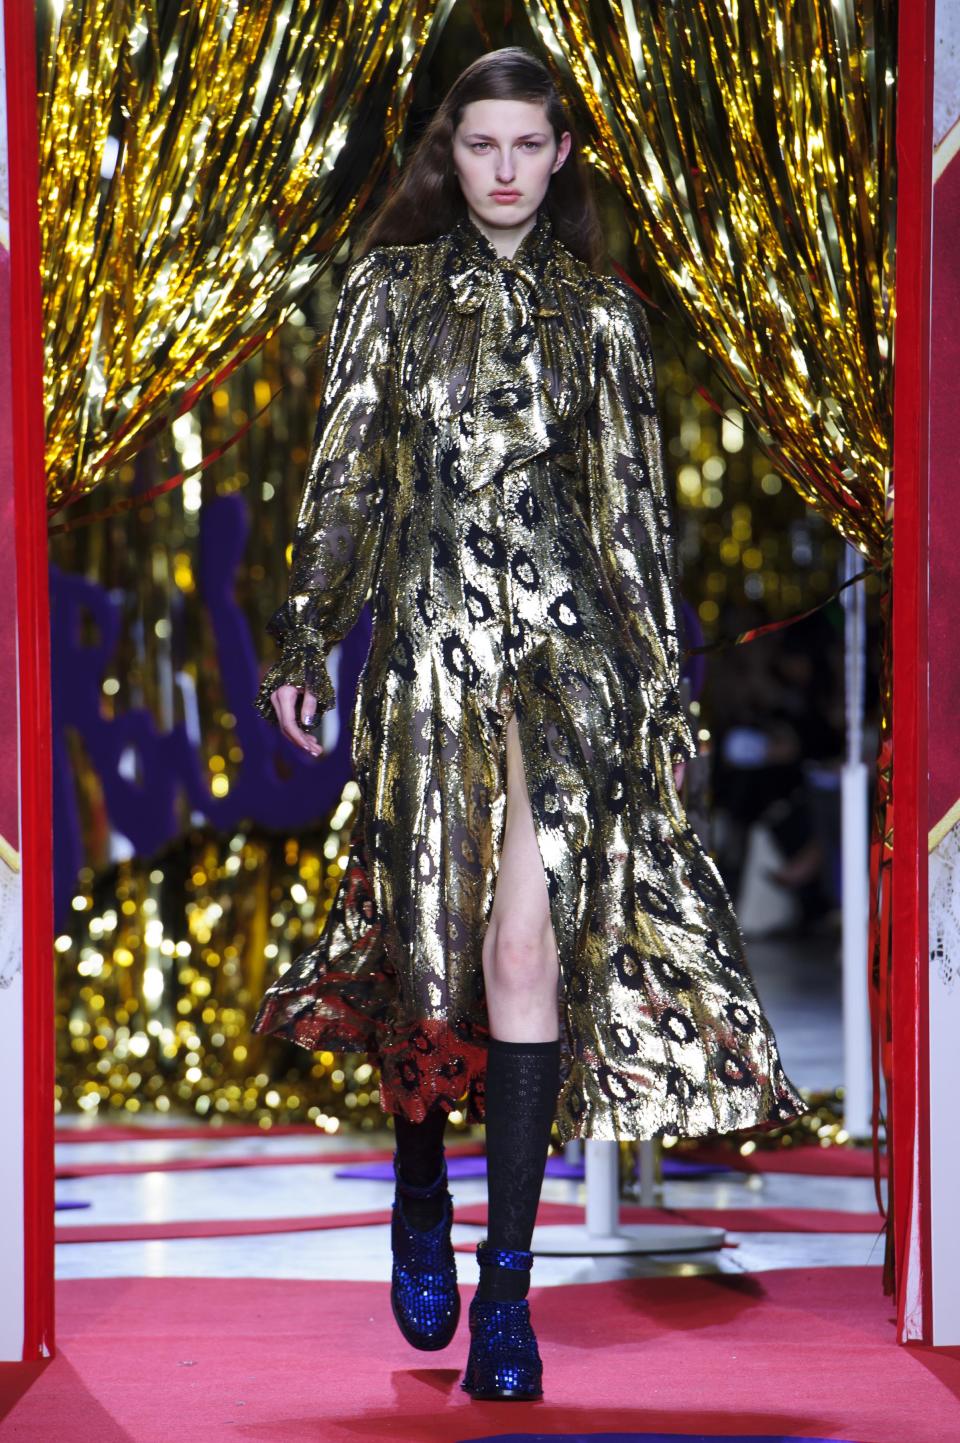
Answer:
[
  {"left": 272, "top": 685, "right": 325, "bottom": 757},
  {"left": 673, "top": 759, "right": 686, "bottom": 791}
]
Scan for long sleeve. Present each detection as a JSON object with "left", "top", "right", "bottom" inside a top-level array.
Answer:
[
  {"left": 582, "top": 281, "right": 697, "bottom": 767},
  {"left": 254, "top": 252, "right": 394, "bottom": 725}
]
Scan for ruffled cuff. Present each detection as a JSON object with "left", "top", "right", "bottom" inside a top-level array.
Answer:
[{"left": 253, "top": 628, "right": 335, "bottom": 727}]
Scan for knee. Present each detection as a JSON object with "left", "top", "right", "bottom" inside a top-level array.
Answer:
[{"left": 483, "top": 919, "right": 557, "bottom": 994}]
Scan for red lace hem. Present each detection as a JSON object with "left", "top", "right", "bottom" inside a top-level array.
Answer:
[{"left": 252, "top": 994, "right": 492, "bottom": 1124}]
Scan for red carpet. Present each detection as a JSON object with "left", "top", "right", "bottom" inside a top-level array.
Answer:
[
  {"left": 53, "top": 1210, "right": 398, "bottom": 1243},
  {"left": 457, "top": 1201, "right": 885, "bottom": 1237},
  {"left": 0, "top": 1271, "right": 957, "bottom": 1443},
  {"left": 54, "top": 1200, "right": 886, "bottom": 1245},
  {"left": 56, "top": 1143, "right": 882, "bottom": 1183},
  {"left": 678, "top": 1144, "right": 888, "bottom": 1177},
  {"left": 53, "top": 1122, "right": 344, "bottom": 1142}
]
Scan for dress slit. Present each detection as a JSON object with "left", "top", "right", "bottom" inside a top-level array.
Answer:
[
  {"left": 509, "top": 657, "right": 598, "bottom": 1105},
  {"left": 486, "top": 701, "right": 569, "bottom": 1030}
]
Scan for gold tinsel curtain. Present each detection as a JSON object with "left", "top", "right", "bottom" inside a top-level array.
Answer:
[
  {"left": 528, "top": 0, "right": 894, "bottom": 561},
  {"left": 38, "top": 0, "right": 452, "bottom": 513},
  {"left": 527, "top": 0, "right": 896, "bottom": 1289}
]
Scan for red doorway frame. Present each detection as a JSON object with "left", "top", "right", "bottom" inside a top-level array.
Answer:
[
  {"left": 7, "top": 0, "right": 54, "bottom": 1359},
  {"left": 1, "top": 0, "right": 939, "bottom": 1360},
  {"left": 890, "top": 0, "right": 934, "bottom": 1343}
]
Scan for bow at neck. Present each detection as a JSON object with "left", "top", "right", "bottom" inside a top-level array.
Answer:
[
  {"left": 442, "top": 207, "right": 571, "bottom": 494},
  {"left": 446, "top": 206, "right": 562, "bottom": 318}
]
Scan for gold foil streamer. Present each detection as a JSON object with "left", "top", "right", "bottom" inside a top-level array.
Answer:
[
  {"left": 38, "top": 0, "right": 453, "bottom": 512},
  {"left": 47, "top": 3, "right": 884, "bottom": 1180},
  {"left": 527, "top": 0, "right": 894, "bottom": 567}
]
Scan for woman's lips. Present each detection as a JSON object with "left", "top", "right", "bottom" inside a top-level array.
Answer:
[{"left": 490, "top": 192, "right": 520, "bottom": 202}]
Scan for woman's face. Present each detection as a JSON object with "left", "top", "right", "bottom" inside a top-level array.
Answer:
[{"left": 452, "top": 97, "right": 571, "bottom": 233}]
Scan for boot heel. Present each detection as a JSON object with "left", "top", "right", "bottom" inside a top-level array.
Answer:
[{"left": 460, "top": 1241, "right": 543, "bottom": 1401}]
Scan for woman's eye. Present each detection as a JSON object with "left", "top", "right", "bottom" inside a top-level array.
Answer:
[{"left": 469, "top": 141, "right": 543, "bottom": 153}]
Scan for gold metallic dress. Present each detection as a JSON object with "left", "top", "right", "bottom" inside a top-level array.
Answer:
[{"left": 251, "top": 205, "right": 809, "bottom": 1143}]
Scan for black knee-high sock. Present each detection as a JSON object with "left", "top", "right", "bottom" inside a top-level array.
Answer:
[
  {"left": 394, "top": 1107, "right": 449, "bottom": 1230},
  {"left": 479, "top": 1036, "right": 562, "bottom": 1302}
]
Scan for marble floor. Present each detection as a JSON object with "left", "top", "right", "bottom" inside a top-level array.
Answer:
[{"left": 57, "top": 934, "right": 887, "bottom": 1291}]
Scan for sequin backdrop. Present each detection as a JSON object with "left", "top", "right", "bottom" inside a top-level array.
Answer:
[{"left": 47, "top": 2, "right": 887, "bottom": 1173}]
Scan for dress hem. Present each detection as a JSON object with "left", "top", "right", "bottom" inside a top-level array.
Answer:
[{"left": 251, "top": 995, "right": 811, "bottom": 1143}]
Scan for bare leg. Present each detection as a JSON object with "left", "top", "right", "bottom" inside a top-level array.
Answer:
[
  {"left": 476, "top": 713, "right": 561, "bottom": 1311},
  {"left": 481, "top": 709, "right": 560, "bottom": 1041}
]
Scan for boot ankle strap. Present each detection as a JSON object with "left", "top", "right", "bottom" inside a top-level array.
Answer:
[
  {"left": 392, "top": 1150, "right": 448, "bottom": 1199},
  {"left": 476, "top": 1242, "right": 533, "bottom": 1270}
]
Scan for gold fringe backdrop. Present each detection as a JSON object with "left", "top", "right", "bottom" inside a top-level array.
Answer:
[
  {"left": 527, "top": 0, "right": 894, "bottom": 560},
  {"left": 39, "top": 0, "right": 453, "bottom": 514},
  {"left": 46, "top": 3, "right": 886, "bottom": 1188},
  {"left": 50, "top": 307, "right": 398, "bottom": 1131},
  {"left": 40, "top": 0, "right": 451, "bottom": 1126}
]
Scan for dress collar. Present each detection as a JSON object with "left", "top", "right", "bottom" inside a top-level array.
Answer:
[{"left": 449, "top": 205, "right": 555, "bottom": 271}]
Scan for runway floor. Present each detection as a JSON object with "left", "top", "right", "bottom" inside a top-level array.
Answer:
[
  {"left": 54, "top": 934, "right": 869, "bottom": 1286},
  {"left": 6, "top": 933, "right": 957, "bottom": 1441}
]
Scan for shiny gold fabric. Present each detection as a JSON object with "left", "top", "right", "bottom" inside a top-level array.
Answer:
[
  {"left": 251, "top": 206, "right": 809, "bottom": 1142},
  {"left": 528, "top": 0, "right": 893, "bottom": 565},
  {"left": 38, "top": 0, "right": 450, "bottom": 510}
]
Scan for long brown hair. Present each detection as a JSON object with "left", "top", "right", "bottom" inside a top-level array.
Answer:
[{"left": 356, "top": 46, "right": 606, "bottom": 270}]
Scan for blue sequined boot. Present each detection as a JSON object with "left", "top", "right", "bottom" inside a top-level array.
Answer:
[
  {"left": 460, "top": 1242, "right": 543, "bottom": 1401},
  {"left": 389, "top": 1150, "right": 460, "bottom": 1350}
]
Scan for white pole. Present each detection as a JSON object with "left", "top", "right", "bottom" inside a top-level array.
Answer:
[
  {"left": 636, "top": 1138, "right": 657, "bottom": 1206},
  {"left": 533, "top": 1137, "right": 725, "bottom": 1255},
  {"left": 840, "top": 541, "right": 872, "bottom": 1139},
  {"left": 584, "top": 1139, "right": 620, "bottom": 1237}
]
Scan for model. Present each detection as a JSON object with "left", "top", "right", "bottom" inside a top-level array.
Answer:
[{"left": 252, "top": 45, "right": 809, "bottom": 1403}]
